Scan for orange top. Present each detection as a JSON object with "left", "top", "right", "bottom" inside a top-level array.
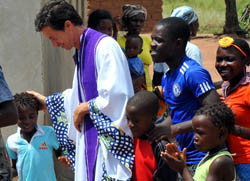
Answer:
[{"left": 224, "top": 76, "right": 250, "bottom": 164}]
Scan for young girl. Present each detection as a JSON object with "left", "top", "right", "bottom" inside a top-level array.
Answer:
[
  {"left": 6, "top": 93, "right": 61, "bottom": 181},
  {"left": 216, "top": 36, "right": 250, "bottom": 180},
  {"left": 161, "top": 103, "right": 236, "bottom": 181}
]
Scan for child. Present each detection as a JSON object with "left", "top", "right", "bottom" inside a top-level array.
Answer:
[
  {"left": 161, "top": 102, "right": 236, "bottom": 181},
  {"left": 215, "top": 37, "right": 250, "bottom": 180},
  {"left": 126, "top": 90, "right": 177, "bottom": 180},
  {"left": 125, "top": 35, "right": 146, "bottom": 93},
  {"left": 6, "top": 93, "right": 61, "bottom": 181},
  {"left": 88, "top": 9, "right": 117, "bottom": 38}
]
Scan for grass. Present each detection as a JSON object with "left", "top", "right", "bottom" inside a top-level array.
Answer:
[{"left": 162, "top": 0, "right": 249, "bottom": 35}]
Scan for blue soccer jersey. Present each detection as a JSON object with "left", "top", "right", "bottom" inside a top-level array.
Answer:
[{"left": 162, "top": 56, "right": 215, "bottom": 164}]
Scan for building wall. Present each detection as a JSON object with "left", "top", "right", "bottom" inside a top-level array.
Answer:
[
  {"left": 0, "top": 0, "right": 79, "bottom": 180},
  {"left": 87, "top": 0, "right": 163, "bottom": 32},
  {"left": 0, "top": 0, "right": 44, "bottom": 141}
]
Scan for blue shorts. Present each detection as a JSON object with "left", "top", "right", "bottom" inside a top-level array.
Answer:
[{"left": 235, "top": 163, "right": 250, "bottom": 181}]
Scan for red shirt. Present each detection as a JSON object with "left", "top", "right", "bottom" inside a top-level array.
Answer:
[{"left": 133, "top": 138, "right": 157, "bottom": 181}]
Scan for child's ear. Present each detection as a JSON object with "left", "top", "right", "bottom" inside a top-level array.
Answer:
[
  {"left": 176, "top": 38, "right": 185, "bottom": 49},
  {"left": 219, "top": 127, "right": 228, "bottom": 139},
  {"left": 139, "top": 48, "right": 143, "bottom": 54}
]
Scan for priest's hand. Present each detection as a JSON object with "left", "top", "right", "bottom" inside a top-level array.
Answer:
[
  {"left": 74, "top": 102, "right": 89, "bottom": 132},
  {"left": 26, "top": 90, "right": 47, "bottom": 110}
]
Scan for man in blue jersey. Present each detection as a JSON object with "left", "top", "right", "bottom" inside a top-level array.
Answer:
[{"left": 149, "top": 17, "right": 220, "bottom": 176}]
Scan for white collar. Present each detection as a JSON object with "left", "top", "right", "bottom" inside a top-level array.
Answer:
[{"left": 17, "top": 123, "right": 44, "bottom": 137}]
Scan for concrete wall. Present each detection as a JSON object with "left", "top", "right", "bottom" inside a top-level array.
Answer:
[
  {"left": 0, "top": 0, "right": 44, "bottom": 140},
  {"left": 0, "top": 0, "right": 75, "bottom": 141},
  {"left": 0, "top": 0, "right": 76, "bottom": 180}
]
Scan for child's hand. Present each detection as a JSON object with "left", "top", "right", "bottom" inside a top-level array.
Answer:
[
  {"left": 58, "top": 156, "right": 72, "bottom": 168},
  {"left": 166, "top": 143, "right": 186, "bottom": 162},
  {"left": 161, "top": 143, "right": 187, "bottom": 173}
]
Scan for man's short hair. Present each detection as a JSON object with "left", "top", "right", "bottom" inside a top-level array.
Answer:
[
  {"left": 35, "top": 0, "right": 83, "bottom": 31},
  {"left": 157, "top": 17, "right": 190, "bottom": 45}
]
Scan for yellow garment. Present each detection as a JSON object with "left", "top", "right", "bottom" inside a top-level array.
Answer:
[
  {"left": 193, "top": 151, "right": 236, "bottom": 181},
  {"left": 117, "top": 35, "right": 153, "bottom": 91}
]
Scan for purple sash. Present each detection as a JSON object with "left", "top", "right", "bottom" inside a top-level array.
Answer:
[{"left": 77, "top": 28, "right": 107, "bottom": 181}]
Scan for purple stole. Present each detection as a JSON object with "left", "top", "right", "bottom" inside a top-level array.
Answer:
[{"left": 77, "top": 28, "right": 107, "bottom": 181}]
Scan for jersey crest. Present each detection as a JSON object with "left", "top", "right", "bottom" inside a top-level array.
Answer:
[{"left": 173, "top": 83, "right": 181, "bottom": 97}]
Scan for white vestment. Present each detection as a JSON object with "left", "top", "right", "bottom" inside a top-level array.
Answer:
[{"left": 65, "top": 36, "right": 134, "bottom": 181}]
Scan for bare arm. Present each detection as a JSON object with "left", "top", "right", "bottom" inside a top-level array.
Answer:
[
  {"left": 0, "top": 100, "right": 18, "bottom": 127},
  {"left": 206, "top": 156, "right": 235, "bottom": 181},
  {"left": 198, "top": 89, "right": 220, "bottom": 106},
  {"left": 171, "top": 89, "right": 221, "bottom": 134},
  {"left": 148, "top": 89, "right": 220, "bottom": 142},
  {"left": 232, "top": 125, "right": 250, "bottom": 140},
  {"left": 213, "top": 80, "right": 223, "bottom": 90},
  {"left": 11, "top": 159, "right": 17, "bottom": 177}
]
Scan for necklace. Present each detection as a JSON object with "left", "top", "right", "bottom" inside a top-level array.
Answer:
[{"left": 199, "top": 147, "right": 228, "bottom": 166}]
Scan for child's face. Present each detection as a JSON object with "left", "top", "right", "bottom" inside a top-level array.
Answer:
[
  {"left": 192, "top": 115, "right": 225, "bottom": 153},
  {"left": 215, "top": 47, "right": 246, "bottom": 82},
  {"left": 126, "top": 104, "right": 154, "bottom": 138},
  {"left": 96, "top": 19, "right": 113, "bottom": 36},
  {"left": 17, "top": 107, "right": 38, "bottom": 133},
  {"left": 125, "top": 39, "right": 142, "bottom": 58}
]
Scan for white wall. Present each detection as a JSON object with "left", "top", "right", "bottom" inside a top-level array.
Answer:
[
  {"left": 0, "top": 0, "right": 75, "bottom": 141},
  {"left": 0, "top": 0, "right": 44, "bottom": 141}
]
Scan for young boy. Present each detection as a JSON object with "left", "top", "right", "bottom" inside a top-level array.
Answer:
[
  {"left": 126, "top": 90, "right": 177, "bottom": 180},
  {"left": 125, "top": 35, "right": 145, "bottom": 93},
  {"left": 6, "top": 93, "right": 60, "bottom": 181},
  {"left": 161, "top": 103, "right": 236, "bottom": 180}
]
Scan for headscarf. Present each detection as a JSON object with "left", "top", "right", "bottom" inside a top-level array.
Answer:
[
  {"left": 171, "top": 6, "right": 198, "bottom": 25},
  {"left": 122, "top": 4, "right": 147, "bottom": 30}
]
